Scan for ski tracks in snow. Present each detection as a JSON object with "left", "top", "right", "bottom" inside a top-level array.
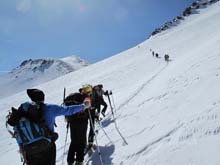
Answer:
[
  {"left": 126, "top": 124, "right": 183, "bottom": 162},
  {"left": 178, "top": 100, "right": 220, "bottom": 142},
  {"left": 122, "top": 100, "right": 220, "bottom": 164},
  {"left": 117, "top": 64, "right": 168, "bottom": 111}
]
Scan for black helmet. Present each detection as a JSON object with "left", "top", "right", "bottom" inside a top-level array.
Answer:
[{"left": 98, "top": 84, "right": 103, "bottom": 88}]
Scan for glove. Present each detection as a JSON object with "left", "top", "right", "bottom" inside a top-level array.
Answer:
[
  {"left": 104, "top": 90, "right": 112, "bottom": 95},
  {"left": 104, "top": 90, "right": 108, "bottom": 95},
  {"left": 83, "top": 100, "right": 91, "bottom": 109}
]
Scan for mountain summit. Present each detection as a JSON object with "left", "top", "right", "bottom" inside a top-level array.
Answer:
[{"left": 0, "top": 55, "right": 89, "bottom": 98}]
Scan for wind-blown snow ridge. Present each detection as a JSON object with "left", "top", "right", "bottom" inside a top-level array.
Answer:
[{"left": 150, "top": 0, "right": 220, "bottom": 37}]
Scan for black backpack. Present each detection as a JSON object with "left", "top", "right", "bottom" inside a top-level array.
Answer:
[
  {"left": 64, "top": 92, "right": 85, "bottom": 106},
  {"left": 64, "top": 92, "right": 88, "bottom": 122},
  {"left": 92, "top": 85, "right": 107, "bottom": 106}
]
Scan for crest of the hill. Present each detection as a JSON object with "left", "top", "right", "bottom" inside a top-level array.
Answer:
[
  {"left": 150, "top": 0, "right": 220, "bottom": 37},
  {"left": 0, "top": 55, "right": 89, "bottom": 99}
]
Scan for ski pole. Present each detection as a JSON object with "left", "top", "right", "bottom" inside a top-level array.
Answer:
[
  {"left": 97, "top": 121, "right": 114, "bottom": 145},
  {"left": 110, "top": 90, "right": 117, "bottom": 115},
  {"left": 107, "top": 93, "right": 115, "bottom": 119},
  {"left": 19, "top": 148, "right": 27, "bottom": 165},
  {"left": 61, "top": 122, "right": 69, "bottom": 165},
  {"left": 87, "top": 108, "right": 104, "bottom": 165},
  {"left": 112, "top": 119, "right": 128, "bottom": 145},
  {"left": 61, "top": 87, "right": 68, "bottom": 165},
  {"left": 106, "top": 94, "right": 128, "bottom": 145},
  {"left": 62, "top": 87, "right": 66, "bottom": 105}
]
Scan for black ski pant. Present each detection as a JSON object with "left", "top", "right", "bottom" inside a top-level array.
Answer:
[
  {"left": 67, "top": 122, "right": 88, "bottom": 163},
  {"left": 26, "top": 141, "right": 56, "bottom": 165},
  {"left": 88, "top": 108, "right": 96, "bottom": 143},
  {"left": 96, "top": 98, "right": 108, "bottom": 114}
]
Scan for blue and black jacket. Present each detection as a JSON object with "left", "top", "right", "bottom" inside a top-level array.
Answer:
[
  {"left": 14, "top": 102, "right": 85, "bottom": 146},
  {"left": 22, "top": 101, "right": 85, "bottom": 132}
]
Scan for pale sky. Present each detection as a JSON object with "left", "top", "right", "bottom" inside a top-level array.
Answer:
[{"left": 0, "top": 0, "right": 195, "bottom": 73}]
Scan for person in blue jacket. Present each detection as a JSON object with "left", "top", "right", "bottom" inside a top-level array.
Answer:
[{"left": 18, "top": 89, "right": 90, "bottom": 165}]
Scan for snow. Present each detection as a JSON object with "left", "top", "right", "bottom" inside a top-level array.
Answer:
[
  {"left": 61, "top": 55, "right": 89, "bottom": 69},
  {"left": 0, "top": 55, "right": 89, "bottom": 99},
  {"left": 1, "top": 1, "right": 220, "bottom": 165}
]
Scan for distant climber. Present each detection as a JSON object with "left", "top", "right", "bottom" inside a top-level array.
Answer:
[
  {"left": 92, "top": 84, "right": 108, "bottom": 118},
  {"left": 164, "top": 54, "right": 170, "bottom": 62},
  {"left": 152, "top": 51, "right": 155, "bottom": 57}
]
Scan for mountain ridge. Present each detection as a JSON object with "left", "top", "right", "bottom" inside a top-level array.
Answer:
[
  {"left": 0, "top": 55, "right": 89, "bottom": 99},
  {"left": 150, "top": 0, "right": 220, "bottom": 37}
]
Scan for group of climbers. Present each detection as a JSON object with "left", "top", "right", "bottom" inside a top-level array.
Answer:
[
  {"left": 6, "top": 84, "right": 110, "bottom": 165},
  {"left": 150, "top": 49, "right": 170, "bottom": 62},
  {"left": 65, "top": 84, "right": 109, "bottom": 165}
]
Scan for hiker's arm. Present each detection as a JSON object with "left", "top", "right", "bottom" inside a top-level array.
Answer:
[{"left": 47, "top": 104, "right": 85, "bottom": 117}]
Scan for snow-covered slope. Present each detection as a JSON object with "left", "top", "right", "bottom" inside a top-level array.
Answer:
[
  {"left": 0, "top": 55, "right": 89, "bottom": 99},
  {"left": 1, "top": 1, "right": 220, "bottom": 165}
]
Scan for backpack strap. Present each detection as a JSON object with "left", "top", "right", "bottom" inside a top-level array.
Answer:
[
  {"left": 16, "top": 121, "right": 29, "bottom": 143},
  {"left": 5, "top": 121, "right": 16, "bottom": 138}
]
